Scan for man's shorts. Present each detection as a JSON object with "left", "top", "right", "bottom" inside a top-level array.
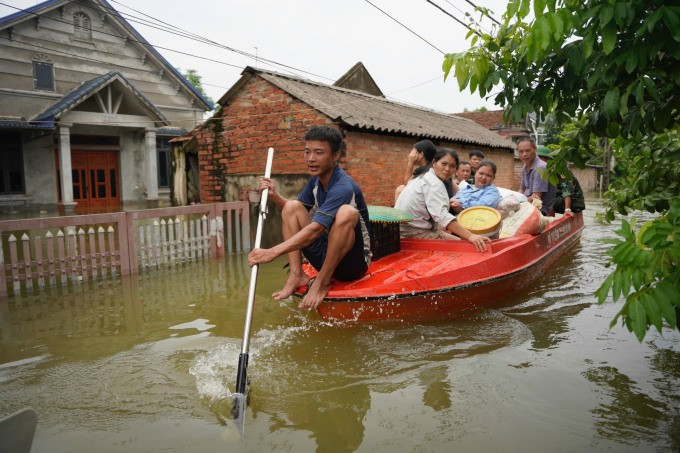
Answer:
[{"left": 302, "top": 220, "right": 369, "bottom": 281}]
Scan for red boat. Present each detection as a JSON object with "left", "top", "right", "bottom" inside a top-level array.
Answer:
[{"left": 295, "top": 212, "right": 584, "bottom": 322}]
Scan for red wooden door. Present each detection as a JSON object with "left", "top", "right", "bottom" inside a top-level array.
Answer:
[{"left": 69, "top": 151, "right": 120, "bottom": 207}]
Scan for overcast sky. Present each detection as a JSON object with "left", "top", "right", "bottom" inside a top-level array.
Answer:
[{"left": 2, "top": 0, "right": 510, "bottom": 113}]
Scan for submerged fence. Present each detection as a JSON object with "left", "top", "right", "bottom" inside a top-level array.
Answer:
[{"left": 0, "top": 202, "right": 250, "bottom": 297}]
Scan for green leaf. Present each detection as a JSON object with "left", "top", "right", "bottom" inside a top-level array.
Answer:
[
  {"left": 546, "top": 12, "right": 564, "bottom": 40},
  {"left": 583, "top": 30, "right": 595, "bottom": 58},
  {"left": 519, "top": 0, "right": 531, "bottom": 19},
  {"left": 628, "top": 299, "right": 648, "bottom": 341},
  {"left": 442, "top": 57, "right": 454, "bottom": 80},
  {"left": 596, "top": 273, "right": 614, "bottom": 304},
  {"left": 624, "top": 51, "right": 637, "bottom": 74},
  {"left": 634, "top": 80, "right": 645, "bottom": 106},
  {"left": 643, "top": 77, "right": 661, "bottom": 103},
  {"left": 534, "top": 0, "right": 546, "bottom": 17},
  {"left": 619, "top": 88, "right": 629, "bottom": 118},
  {"left": 599, "top": 4, "right": 614, "bottom": 28},
  {"left": 662, "top": 6, "right": 680, "bottom": 42},
  {"left": 632, "top": 269, "right": 644, "bottom": 290},
  {"left": 614, "top": 2, "right": 629, "bottom": 27},
  {"left": 656, "top": 279, "right": 678, "bottom": 306},
  {"left": 613, "top": 270, "right": 622, "bottom": 302},
  {"left": 536, "top": 16, "right": 551, "bottom": 50},
  {"left": 603, "top": 88, "right": 620, "bottom": 119},
  {"left": 651, "top": 288, "right": 677, "bottom": 328},
  {"left": 647, "top": 9, "right": 663, "bottom": 32},
  {"left": 642, "top": 293, "right": 663, "bottom": 334},
  {"left": 602, "top": 22, "right": 617, "bottom": 54}
]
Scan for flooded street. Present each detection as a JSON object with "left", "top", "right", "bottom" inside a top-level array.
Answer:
[{"left": 1, "top": 198, "right": 678, "bottom": 453}]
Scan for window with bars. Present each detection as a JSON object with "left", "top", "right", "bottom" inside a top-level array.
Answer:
[
  {"left": 73, "top": 12, "right": 92, "bottom": 40},
  {"left": 32, "top": 54, "right": 54, "bottom": 91}
]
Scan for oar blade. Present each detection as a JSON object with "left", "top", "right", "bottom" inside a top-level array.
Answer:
[
  {"left": 232, "top": 352, "right": 249, "bottom": 432},
  {"left": 232, "top": 392, "right": 247, "bottom": 433}
]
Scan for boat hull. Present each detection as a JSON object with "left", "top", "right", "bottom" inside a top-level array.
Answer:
[{"left": 295, "top": 212, "right": 584, "bottom": 322}]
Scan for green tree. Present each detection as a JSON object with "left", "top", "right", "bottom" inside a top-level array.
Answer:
[
  {"left": 181, "top": 68, "right": 215, "bottom": 108},
  {"left": 443, "top": 0, "right": 680, "bottom": 341}
]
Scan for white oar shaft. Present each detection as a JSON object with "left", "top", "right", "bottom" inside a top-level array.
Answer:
[{"left": 239, "top": 147, "right": 274, "bottom": 355}]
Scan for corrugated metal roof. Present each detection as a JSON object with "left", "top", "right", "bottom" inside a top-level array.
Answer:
[
  {"left": 32, "top": 71, "right": 168, "bottom": 124},
  {"left": 222, "top": 67, "right": 515, "bottom": 151}
]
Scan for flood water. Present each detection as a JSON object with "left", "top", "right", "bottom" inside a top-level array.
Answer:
[{"left": 1, "top": 198, "right": 678, "bottom": 453}]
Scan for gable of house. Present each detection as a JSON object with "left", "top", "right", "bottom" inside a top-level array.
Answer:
[
  {"left": 333, "top": 62, "right": 384, "bottom": 97},
  {"left": 0, "top": 0, "right": 212, "bottom": 125}
]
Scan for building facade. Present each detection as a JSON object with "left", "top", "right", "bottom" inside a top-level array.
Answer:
[
  {"left": 193, "top": 66, "right": 517, "bottom": 208},
  {"left": 0, "top": 0, "right": 212, "bottom": 211}
]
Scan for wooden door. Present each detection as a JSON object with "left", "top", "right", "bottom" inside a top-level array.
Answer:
[{"left": 68, "top": 150, "right": 120, "bottom": 207}]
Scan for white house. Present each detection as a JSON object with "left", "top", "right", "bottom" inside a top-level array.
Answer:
[{"left": 0, "top": 0, "right": 212, "bottom": 211}]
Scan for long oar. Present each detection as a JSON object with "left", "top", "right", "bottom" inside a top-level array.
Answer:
[{"left": 233, "top": 146, "right": 274, "bottom": 430}]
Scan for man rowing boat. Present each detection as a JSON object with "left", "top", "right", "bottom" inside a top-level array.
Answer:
[{"left": 247, "top": 126, "right": 371, "bottom": 310}]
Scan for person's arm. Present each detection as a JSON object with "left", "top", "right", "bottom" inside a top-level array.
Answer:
[
  {"left": 423, "top": 180, "right": 455, "bottom": 229},
  {"left": 450, "top": 198, "right": 463, "bottom": 214},
  {"left": 248, "top": 222, "right": 325, "bottom": 265},
  {"left": 527, "top": 191, "right": 544, "bottom": 203},
  {"left": 259, "top": 177, "right": 288, "bottom": 209},
  {"left": 451, "top": 180, "right": 460, "bottom": 197},
  {"left": 403, "top": 149, "right": 420, "bottom": 183},
  {"left": 445, "top": 219, "right": 491, "bottom": 252},
  {"left": 563, "top": 195, "right": 573, "bottom": 215},
  {"left": 561, "top": 179, "right": 574, "bottom": 215},
  {"left": 529, "top": 168, "right": 549, "bottom": 202}
]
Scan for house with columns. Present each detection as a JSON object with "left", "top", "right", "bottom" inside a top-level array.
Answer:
[{"left": 0, "top": 0, "right": 212, "bottom": 212}]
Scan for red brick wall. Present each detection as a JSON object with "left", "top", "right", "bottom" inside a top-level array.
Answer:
[
  {"left": 197, "top": 75, "right": 333, "bottom": 202},
  {"left": 344, "top": 131, "right": 515, "bottom": 205}
]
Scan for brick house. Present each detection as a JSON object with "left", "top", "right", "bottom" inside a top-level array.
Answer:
[{"left": 192, "top": 66, "right": 516, "bottom": 208}]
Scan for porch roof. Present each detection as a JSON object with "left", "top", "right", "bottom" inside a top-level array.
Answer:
[{"left": 32, "top": 71, "right": 169, "bottom": 126}]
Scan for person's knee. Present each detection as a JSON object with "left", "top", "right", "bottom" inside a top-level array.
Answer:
[
  {"left": 335, "top": 205, "right": 358, "bottom": 227},
  {"left": 282, "top": 200, "right": 306, "bottom": 216}
]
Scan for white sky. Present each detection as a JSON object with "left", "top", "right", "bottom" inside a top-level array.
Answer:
[{"left": 2, "top": 0, "right": 510, "bottom": 113}]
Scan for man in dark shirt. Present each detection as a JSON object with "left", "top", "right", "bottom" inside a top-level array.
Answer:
[{"left": 248, "top": 126, "right": 371, "bottom": 310}]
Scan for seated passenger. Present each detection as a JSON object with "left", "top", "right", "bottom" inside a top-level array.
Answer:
[
  {"left": 450, "top": 160, "right": 502, "bottom": 214},
  {"left": 467, "top": 150, "right": 485, "bottom": 184},
  {"left": 535, "top": 146, "right": 585, "bottom": 216},
  {"left": 395, "top": 149, "right": 491, "bottom": 251},
  {"left": 452, "top": 160, "right": 471, "bottom": 196},
  {"left": 395, "top": 140, "right": 454, "bottom": 203}
]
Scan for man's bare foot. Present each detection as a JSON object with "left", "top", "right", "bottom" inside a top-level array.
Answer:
[
  {"left": 298, "top": 279, "right": 333, "bottom": 310},
  {"left": 273, "top": 273, "right": 310, "bottom": 300}
]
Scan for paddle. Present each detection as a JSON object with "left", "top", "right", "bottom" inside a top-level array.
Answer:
[{"left": 232, "top": 146, "right": 274, "bottom": 430}]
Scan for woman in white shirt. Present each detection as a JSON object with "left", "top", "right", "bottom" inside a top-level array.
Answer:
[{"left": 395, "top": 149, "right": 491, "bottom": 252}]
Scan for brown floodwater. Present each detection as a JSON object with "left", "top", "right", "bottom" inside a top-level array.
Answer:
[{"left": 1, "top": 198, "right": 678, "bottom": 453}]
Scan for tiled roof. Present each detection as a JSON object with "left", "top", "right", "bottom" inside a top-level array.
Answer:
[
  {"left": 0, "top": 118, "right": 54, "bottom": 129},
  {"left": 220, "top": 67, "right": 515, "bottom": 151},
  {"left": 32, "top": 71, "right": 168, "bottom": 124}
]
